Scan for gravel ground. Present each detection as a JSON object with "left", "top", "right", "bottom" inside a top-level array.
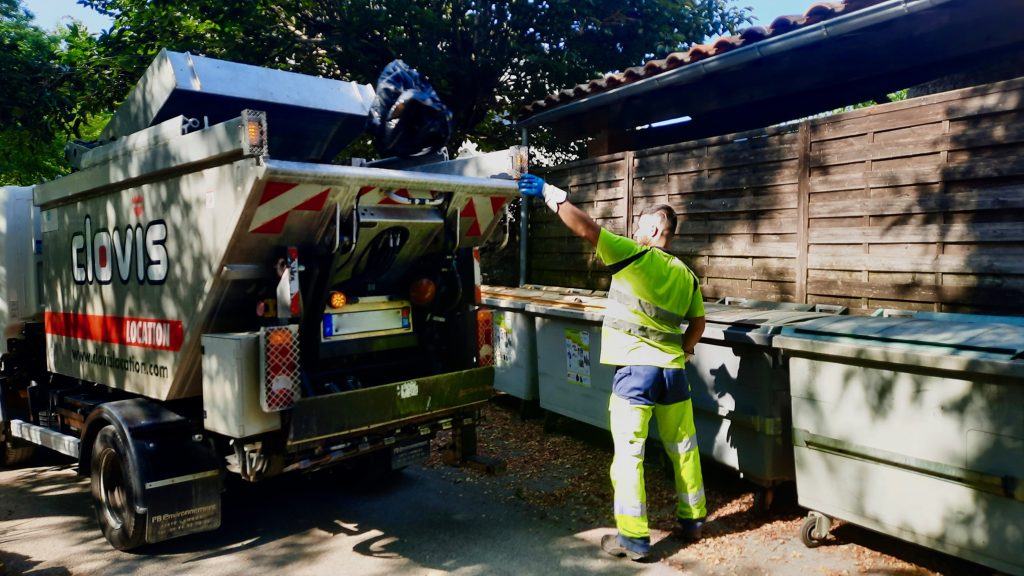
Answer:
[{"left": 427, "top": 396, "right": 1003, "bottom": 576}]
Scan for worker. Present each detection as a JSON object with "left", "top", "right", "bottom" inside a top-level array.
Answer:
[{"left": 518, "top": 173, "right": 707, "bottom": 562}]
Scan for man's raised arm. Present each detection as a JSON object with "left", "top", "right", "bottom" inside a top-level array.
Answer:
[{"left": 519, "top": 174, "right": 600, "bottom": 246}]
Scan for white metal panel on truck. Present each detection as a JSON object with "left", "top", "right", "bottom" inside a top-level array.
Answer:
[{"left": 0, "top": 186, "right": 41, "bottom": 353}]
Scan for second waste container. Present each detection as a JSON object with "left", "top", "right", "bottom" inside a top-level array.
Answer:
[
  {"left": 775, "top": 314, "right": 1024, "bottom": 576},
  {"left": 480, "top": 286, "right": 540, "bottom": 401},
  {"left": 481, "top": 285, "right": 606, "bottom": 402},
  {"left": 526, "top": 297, "right": 618, "bottom": 432},
  {"left": 686, "top": 304, "right": 843, "bottom": 511}
]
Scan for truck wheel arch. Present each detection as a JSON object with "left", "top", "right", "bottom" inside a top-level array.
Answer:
[{"left": 80, "top": 398, "right": 185, "bottom": 514}]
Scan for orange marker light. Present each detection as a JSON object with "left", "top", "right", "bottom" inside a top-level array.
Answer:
[
  {"left": 267, "top": 328, "right": 293, "bottom": 347},
  {"left": 247, "top": 120, "right": 263, "bottom": 146},
  {"left": 409, "top": 278, "right": 437, "bottom": 306},
  {"left": 329, "top": 291, "right": 347, "bottom": 309}
]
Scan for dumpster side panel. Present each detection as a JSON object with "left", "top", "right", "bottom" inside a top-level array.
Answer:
[
  {"left": 789, "top": 356, "right": 1021, "bottom": 470},
  {"left": 789, "top": 355, "right": 1024, "bottom": 576},
  {"left": 534, "top": 313, "right": 616, "bottom": 431},
  {"left": 491, "top": 307, "right": 538, "bottom": 400},
  {"left": 688, "top": 338, "right": 793, "bottom": 484}
]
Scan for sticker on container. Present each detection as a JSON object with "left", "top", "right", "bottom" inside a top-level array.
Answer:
[
  {"left": 495, "top": 311, "right": 514, "bottom": 367},
  {"left": 398, "top": 381, "right": 419, "bottom": 399},
  {"left": 564, "top": 329, "right": 591, "bottom": 387}
]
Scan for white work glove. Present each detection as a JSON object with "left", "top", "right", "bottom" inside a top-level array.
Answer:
[{"left": 518, "top": 174, "right": 567, "bottom": 213}]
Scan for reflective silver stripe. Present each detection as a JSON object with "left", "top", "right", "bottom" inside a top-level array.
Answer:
[
  {"left": 664, "top": 436, "right": 697, "bottom": 455},
  {"left": 604, "top": 318, "right": 680, "bottom": 344},
  {"left": 614, "top": 502, "right": 647, "bottom": 518},
  {"left": 679, "top": 487, "right": 706, "bottom": 507},
  {"left": 608, "top": 289, "right": 686, "bottom": 326},
  {"left": 144, "top": 469, "right": 220, "bottom": 490}
]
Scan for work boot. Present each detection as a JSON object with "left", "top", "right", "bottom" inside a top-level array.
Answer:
[
  {"left": 675, "top": 517, "right": 705, "bottom": 541},
  {"left": 601, "top": 533, "right": 650, "bottom": 561}
]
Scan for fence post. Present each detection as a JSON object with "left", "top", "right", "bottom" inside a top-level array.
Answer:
[
  {"left": 796, "top": 121, "right": 811, "bottom": 304},
  {"left": 623, "top": 151, "right": 635, "bottom": 238}
]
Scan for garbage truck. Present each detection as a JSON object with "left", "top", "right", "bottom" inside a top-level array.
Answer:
[{"left": 0, "top": 49, "right": 517, "bottom": 550}]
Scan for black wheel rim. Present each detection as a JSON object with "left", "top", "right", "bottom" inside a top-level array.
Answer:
[{"left": 99, "top": 449, "right": 127, "bottom": 530}]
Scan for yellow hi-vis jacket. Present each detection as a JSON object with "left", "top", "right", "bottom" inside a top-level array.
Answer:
[{"left": 595, "top": 229, "right": 704, "bottom": 368}]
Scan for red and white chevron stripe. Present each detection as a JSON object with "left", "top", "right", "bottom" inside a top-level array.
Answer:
[
  {"left": 249, "top": 181, "right": 330, "bottom": 234},
  {"left": 459, "top": 195, "right": 508, "bottom": 239}
]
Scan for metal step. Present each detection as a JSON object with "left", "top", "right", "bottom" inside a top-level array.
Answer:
[{"left": 10, "top": 420, "right": 80, "bottom": 459}]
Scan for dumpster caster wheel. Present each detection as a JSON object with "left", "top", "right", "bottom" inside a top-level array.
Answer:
[
  {"left": 753, "top": 488, "right": 774, "bottom": 515},
  {"left": 799, "top": 513, "right": 830, "bottom": 548}
]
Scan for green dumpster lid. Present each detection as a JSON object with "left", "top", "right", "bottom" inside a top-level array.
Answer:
[
  {"left": 780, "top": 316, "right": 1024, "bottom": 358},
  {"left": 704, "top": 307, "right": 837, "bottom": 332}
]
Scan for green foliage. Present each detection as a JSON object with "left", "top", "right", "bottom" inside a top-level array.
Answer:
[
  {"left": 0, "top": 1, "right": 107, "bottom": 184},
  {"left": 831, "top": 89, "right": 910, "bottom": 116},
  {"left": 79, "top": 0, "right": 751, "bottom": 160},
  {"left": 1, "top": 0, "right": 751, "bottom": 183}
]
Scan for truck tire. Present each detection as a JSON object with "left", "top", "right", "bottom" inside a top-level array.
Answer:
[
  {"left": 1, "top": 439, "right": 35, "bottom": 467},
  {"left": 91, "top": 425, "right": 146, "bottom": 550}
]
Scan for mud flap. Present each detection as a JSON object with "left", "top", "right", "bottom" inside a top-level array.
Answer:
[
  {"left": 140, "top": 435, "right": 223, "bottom": 543},
  {"left": 83, "top": 399, "right": 223, "bottom": 545}
]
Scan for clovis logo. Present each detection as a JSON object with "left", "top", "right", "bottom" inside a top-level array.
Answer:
[{"left": 71, "top": 215, "right": 168, "bottom": 285}]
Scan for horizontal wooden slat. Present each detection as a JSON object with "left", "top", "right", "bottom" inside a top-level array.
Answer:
[
  {"left": 690, "top": 263, "right": 797, "bottom": 282},
  {"left": 671, "top": 241, "right": 798, "bottom": 258},
  {"left": 809, "top": 83, "right": 1024, "bottom": 141},
  {"left": 671, "top": 164, "right": 800, "bottom": 191},
  {"left": 809, "top": 222, "right": 1024, "bottom": 244},
  {"left": 635, "top": 153, "right": 672, "bottom": 178},
  {"left": 571, "top": 162, "right": 624, "bottom": 185},
  {"left": 671, "top": 217, "right": 795, "bottom": 236},
  {"left": 637, "top": 123, "right": 800, "bottom": 158},
  {"left": 808, "top": 186, "right": 1024, "bottom": 218},
  {"left": 701, "top": 283, "right": 797, "bottom": 301},
  {"left": 538, "top": 152, "right": 626, "bottom": 174},
  {"left": 811, "top": 120, "right": 1024, "bottom": 167},
  {"left": 807, "top": 253, "right": 1024, "bottom": 275},
  {"left": 568, "top": 183, "right": 624, "bottom": 202},
  {"left": 809, "top": 157, "right": 1024, "bottom": 193},
  {"left": 808, "top": 279, "right": 1024, "bottom": 306},
  {"left": 529, "top": 270, "right": 611, "bottom": 291},
  {"left": 668, "top": 191, "right": 799, "bottom": 215},
  {"left": 531, "top": 253, "right": 601, "bottom": 272},
  {"left": 666, "top": 144, "right": 801, "bottom": 174},
  {"left": 632, "top": 176, "right": 672, "bottom": 197}
]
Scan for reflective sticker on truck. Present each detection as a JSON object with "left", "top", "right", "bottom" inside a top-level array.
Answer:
[
  {"left": 249, "top": 181, "right": 330, "bottom": 234},
  {"left": 45, "top": 312, "right": 184, "bottom": 351}
]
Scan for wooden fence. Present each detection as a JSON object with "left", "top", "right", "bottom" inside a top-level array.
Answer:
[{"left": 529, "top": 75, "right": 1024, "bottom": 315}]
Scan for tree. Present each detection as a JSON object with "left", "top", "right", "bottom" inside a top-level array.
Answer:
[
  {"left": 80, "top": 0, "right": 751, "bottom": 160},
  {"left": 0, "top": 0, "right": 106, "bottom": 184}
]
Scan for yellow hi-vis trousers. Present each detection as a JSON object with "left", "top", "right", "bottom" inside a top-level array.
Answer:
[{"left": 609, "top": 393, "right": 706, "bottom": 539}]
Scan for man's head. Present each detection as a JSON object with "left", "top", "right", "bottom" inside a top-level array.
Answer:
[{"left": 633, "top": 204, "right": 677, "bottom": 248}]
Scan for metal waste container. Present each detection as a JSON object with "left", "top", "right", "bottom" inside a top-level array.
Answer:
[
  {"left": 526, "top": 298, "right": 619, "bottom": 432},
  {"left": 774, "top": 315, "right": 1024, "bottom": 576},
  {"left": 481, "top": 285, "right": 606, "bottom": 402},
  {"left": 481, "top": 287, "right": 540, "bottom": 401},
  {"left": 687, "top": 304, "right": 843, "bottom": 511}
]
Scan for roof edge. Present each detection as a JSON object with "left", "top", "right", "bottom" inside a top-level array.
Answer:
[{"left": 517, "top": 0, "right": 955, "bottom": 130}]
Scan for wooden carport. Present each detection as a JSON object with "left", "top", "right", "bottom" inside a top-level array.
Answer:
[{"left": 516, "top": 0, "right": 1024, "bottom": 315}]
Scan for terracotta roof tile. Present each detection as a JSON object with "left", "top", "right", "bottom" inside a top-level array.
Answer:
[{"left": 521, "top": 0, "right": 888, "bottom": 117}]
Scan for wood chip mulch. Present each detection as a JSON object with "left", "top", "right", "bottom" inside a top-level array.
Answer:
[{"left": 426, "top": 396, "right": 997, "bottom": 576}]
